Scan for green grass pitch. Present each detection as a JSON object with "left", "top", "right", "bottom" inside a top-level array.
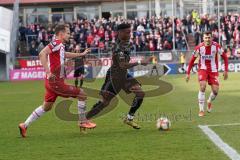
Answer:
[{"left": 0, "top": 73, "right": 239, "bottom": 160}]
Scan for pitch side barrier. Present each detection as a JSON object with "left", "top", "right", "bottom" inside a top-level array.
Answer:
[{"left": 10, "top": 51, "right": 239, "bottom": 81}]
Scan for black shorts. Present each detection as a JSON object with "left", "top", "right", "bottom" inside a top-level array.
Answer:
[
  {"left": 74, "top": 67, "right": 84, "bottom": 78},
  {"left": 100, "top": 72, "right": 140, "bottom": 96}
]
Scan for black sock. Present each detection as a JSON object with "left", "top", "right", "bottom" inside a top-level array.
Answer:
[
  {"left": 80, "top": 79, "right": 83, "bottom": 88},
  {"left": 86, "top": 101, "right": 106, "bottom": 119},
  {"left": 75, "top": 79, "right": 78, "bottom": 87},
  {"left": 128, "top": 97, "right": 143, "bottom": 117}
]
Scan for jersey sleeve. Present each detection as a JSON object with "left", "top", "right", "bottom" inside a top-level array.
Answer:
[
  {"left": 48, "top": 40, "right": 62, "bottom": 53},
  {"left": 192, "top": 46, "right": 200, "bottom": 58},
  {"left": 48, "top": 41, "right": 56, "bottom": 50}
]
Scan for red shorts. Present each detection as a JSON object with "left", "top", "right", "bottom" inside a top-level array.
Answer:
[
  {"left": 198, "top": 70, "right": 219, "bottom": 86},
  {"left": 44, "top": 79, "right": 81, "bottom": 102}
]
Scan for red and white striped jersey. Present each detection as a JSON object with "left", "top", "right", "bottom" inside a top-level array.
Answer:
[
  {"left": 193, "top": 41, "right": 224, "bottom": 72},
  {"left": 47, "top": 39, "right": 65, "bottom": 79}
]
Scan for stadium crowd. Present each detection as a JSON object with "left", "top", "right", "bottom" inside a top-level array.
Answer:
[
  {"left": 18, "top": 12, "right": 240, "bottom": 59},
  {"left": 187, "top": 11, "right": 240, "bottom": 59},
  {"left": 18, "top": 16, "right": 186, "bottom": 55}
]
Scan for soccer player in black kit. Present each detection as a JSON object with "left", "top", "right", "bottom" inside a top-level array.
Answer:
[
  {"left": 87, "top": 23, "right": 151, "bottom": 129},
  {"left": 74, "top": 45, "right": 85, "bottom": 88}
]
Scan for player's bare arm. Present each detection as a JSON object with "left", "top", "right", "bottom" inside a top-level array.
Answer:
[
  {"left": 39, "top": 46, "right": 55, "bottom": 80},
  {"left": 186, "top": 55, "right": 197, "bottom": 82},
  {"left": 217, "top": 43, "right": 228, "bottom": 81},
  {"left": 221, "top": 52, "right": 228, "bottom": 80},
  {"left": 65, "top": 48, "right": 91, "bottom": 58},
  {"left": 223, "top": 70, "right": 228, "bottom": 80}
]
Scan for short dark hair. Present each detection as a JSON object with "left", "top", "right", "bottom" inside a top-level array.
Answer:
[
  {"left": 55, "top": 24, "right": 69, "bottom": 35},
  {"left": 117, "top": 23, "right": 131, "bottom": 31},
  {"left": 203, "top": 31, "right": 212, "bottom": 36}
]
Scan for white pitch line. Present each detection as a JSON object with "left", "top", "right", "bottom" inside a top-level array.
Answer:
[
  {"left": 207, "top": 123, "right": 240, "bottom": 127},
  {"left": 199, "top": 125, "right": 240, "bottom": 160}
]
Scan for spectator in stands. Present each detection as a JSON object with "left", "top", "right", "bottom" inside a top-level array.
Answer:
[
  {"left": 233, "top": 46, "right": 240, "bottom": 59},
  {"left": 163, "top": 40, "right": 172, "bottom": 50},
  {"left": 29, "top": 41, "right": 38, "bottom": 56},
  {"left": 149, "top": 40, "right": 155, "bottom": 51},
  {"left": 19, "top": 23, "right": 26, "bottom": 41},
  {"left": 18, "top": 13, "right": 240, "bottom": 57},
  {"left": 87, "top": 32, "right": 94, "bottom": 47},
  {"left": 38, "top": 28, "right": 48, "bottom": 45},
  {"left": 175, "top": 33, "right": 183, "bottom": 50}
]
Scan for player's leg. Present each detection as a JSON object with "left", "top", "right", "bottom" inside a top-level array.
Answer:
[
  {"left": 79, "top": 74, "right": 84, "bottom": 88},
  {"left": 151, "top": 65, "right": 158, "bottom": 76},
  {"left": 79, "top": 67, "right": 85, "bottom": 88},
  {"left": 86, "top": 94, "right": 115, "bottom": 119},
  {"left": 150, "top": 67, "right": 154, "bottom": 76},
  {"left": 74, "top": 69, "right": 80, "bottom": 88},
  {"left": 56, "top": 82, "right": 96, "bottom": 129},
  {"left": 128, "top": 84, "right": 145, "bottom": 119},
  {"left": 123, "top": 74, "right": 144, "bottom": 129},
  {"left": 207, "top": 73, "right": 219, "bottom": 113},
  {"left": 18, "top": 77, "right": 65, "bottom": 137},
  {"left": 198, "top": 70, "right": 207, "bottom": 117},
  {"left": 207, "top": 85, "right": 219, "bottom": 113},
  {"left": 76, "top": 89, "right": 96, "bottom": 131},
  {"left": 75, "top": 77, "right": 79, "bottom": 88},
  {"left": 123, "top": 83, "right": 144, "bottom": 129},
  {"left": 198, "top": 81, "right": 207, "bottom": 116},
  {"left": 86, "top": 72, "right": 118, "bottom": 119},
  {"left": 23, "top": 101, "right": 54, "bottom": 127},
  {"left": 19, "top": 101, "right": 55, "bottom": 138},
  {"left": 86, "top": 82, "right": 116, "bottom": 119},
  {"left": 181, "top": 63, "right": 185, "bottom": 73},
  {"left": 154, "top": 65, "right": 159, "bottom": 75},
  {"left": 77, "top": 88, "right": 87, "bottom": 122}
]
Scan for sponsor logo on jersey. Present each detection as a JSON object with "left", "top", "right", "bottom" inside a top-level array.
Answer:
[{"left": 202, "top": 55, "right": 213, "bottom": 60}]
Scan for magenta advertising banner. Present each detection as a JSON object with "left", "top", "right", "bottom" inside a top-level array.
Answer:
[
  {"left": 10, "top": 69, "right": 77, "bottom": 81},
  {"left": 10, "top": 56, "right": 146, "bottom": 81},
  {"left": 10, "top": 69, "right": 46, "bottom": 81}
]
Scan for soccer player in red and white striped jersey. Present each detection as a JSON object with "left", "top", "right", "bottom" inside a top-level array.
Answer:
[
  {"left": 18, "top": 24, "right": 96, "bottom": 137},
  {"left": 186, "top": 31, "right": 228, "bottom": 117}
]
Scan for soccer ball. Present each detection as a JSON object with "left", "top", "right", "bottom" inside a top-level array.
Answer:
[{"left": 156, "top": 117, "right": 171, "bottom": 131}]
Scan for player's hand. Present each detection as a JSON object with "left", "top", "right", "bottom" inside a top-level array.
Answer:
[
  {"left": 223, "top": 71, "right": 228, "bottom": 80},
  {"left": 47, "top": 72, "right": 56, "bottom": 82},
  {"left": 186, "top": 74, "right": 190, "bottom": 83},
  {"left": 81, "top": 48, "right": 91, "bottom": 56}
]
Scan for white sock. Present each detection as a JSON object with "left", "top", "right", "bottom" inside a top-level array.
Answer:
[
  {"left": 78, "top": 101, "right": 87, "bottom": 123},
  {"left": 127, "top": 114, "right": 134, "bottom": 120},
  {"left": 24, "top": 106, "right": 45, "bottom": 128},
  {"left": 208, "top": 92, "right": 217, "bottom": 103},
  {"left": 198, "top": 91, "right": 205, "bottom": 112}
]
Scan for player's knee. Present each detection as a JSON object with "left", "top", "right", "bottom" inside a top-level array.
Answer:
[
  {"left": 43, "top": 103, "right": 53, "bottom": 112},
  {"left": 200, "top": 85, "right": 206, "bottom": 92},
  {"left": 102, "top": 92, "right": 114, "bottom": 102},
  {"left": 132, "top": 85, "right": 144, "bottom": 97},
  {"left": 136, "top": 89, "right": 145, "bottom": 98},
  {"left": 102, "top": 99, "right": 110, "bottom": 107},
  {"left": 44, "top": 107, "right": 52, "bottom": 112},
  {"left": 78, "top": 90, "right": 87, "bottom": 101},
  {"left": 213, "top": 90, "right": 218, "bottom": 96},
  {"left": 78, "top": 95, "right": 87, "bottom": 101}
]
